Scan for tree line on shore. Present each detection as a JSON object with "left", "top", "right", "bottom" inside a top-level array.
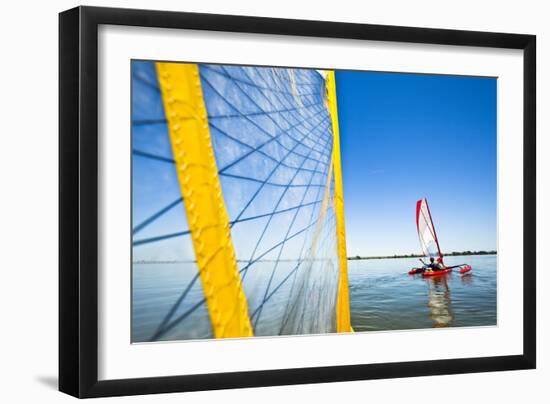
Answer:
[{"left": 348, "top": 250, "right": 497, "bottom": 260}]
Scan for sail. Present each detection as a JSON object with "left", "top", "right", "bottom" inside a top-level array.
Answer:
[
  {"left": 131, "top": 61, "right": 350, "bottom": 342},
  {"left": 416, "top": 198, "right": 442, "bottom": 259}
]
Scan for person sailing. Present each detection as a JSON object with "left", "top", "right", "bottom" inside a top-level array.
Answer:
[
  {"left": 425, "top": 257, "right": 446, "bottom": 273},
  {"left": 419, "top": 257, "right": 438, "bottom": 273},
  {"left": 420, "top": 256, "right": 445, "bottom": 273}
]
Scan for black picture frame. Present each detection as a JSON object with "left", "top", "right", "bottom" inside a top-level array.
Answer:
[{"left": 59, "top": 5, "right": 536, "bottom": 398}]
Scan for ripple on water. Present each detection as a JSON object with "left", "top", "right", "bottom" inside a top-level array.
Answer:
[{"left": 349, "top": 255, "right": 497, "bottom": 331}]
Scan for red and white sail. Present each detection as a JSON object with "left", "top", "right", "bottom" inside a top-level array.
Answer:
[{"left": 416, "top": 198, "right": 442, "bottom": 259}]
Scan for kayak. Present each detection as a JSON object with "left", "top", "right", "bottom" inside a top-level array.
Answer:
[{"left": 408, "top": 264, "right": 472, "bottom": 276}]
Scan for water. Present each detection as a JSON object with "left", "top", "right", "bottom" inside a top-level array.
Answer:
[
  {"left": 132, "top": 254, "right": 497, "bottom": 342},
  {"left": 132, "top": 262, "right": 213, "bottom": 342},
  {"left": 349, "top": 255, "right": 497, "bottom": 331}
]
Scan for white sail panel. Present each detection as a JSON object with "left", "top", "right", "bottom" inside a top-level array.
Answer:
[
  {"left": 416, "top": 198, "right": 441, "bottom": 258},
  {"left": 131, "top": 61, "right": 342, "bottom": 341}
]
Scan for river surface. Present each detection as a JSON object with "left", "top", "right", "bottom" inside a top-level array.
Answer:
[{"left": 132, "top": 254, "right": 496, "bottom": 341}]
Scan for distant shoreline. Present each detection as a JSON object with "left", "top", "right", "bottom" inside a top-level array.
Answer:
[
  {"left": 133, "top": 251, "right": 497, "bottom": 264},
  {"left": 348, "top": 250, "right": 497, "bottom": 261}
]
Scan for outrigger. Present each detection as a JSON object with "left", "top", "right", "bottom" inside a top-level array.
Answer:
[{"left": 408, "top": 198, "right": 472, "bottom": 277}]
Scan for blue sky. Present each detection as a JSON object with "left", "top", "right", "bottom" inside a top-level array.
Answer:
[
  {"left": 336, "top": 71, "right": 497, "bottom": 257},
  {"left": 132, "top": 62, "right": 497, "bottom": 260}
]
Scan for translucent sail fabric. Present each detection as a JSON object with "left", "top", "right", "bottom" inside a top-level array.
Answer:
[
  {"left": 416, "top": 198, "right": 442, "bottom": 259},
  {"left": 131, "top": 61, "right": 348, "bottom": 342}
]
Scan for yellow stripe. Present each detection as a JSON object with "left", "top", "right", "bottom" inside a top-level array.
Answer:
[
  {"left": 326, "top": 71, "right": 352, "bottom": 333},
  {"left": 156, "top": 63, "right": 253, "bottom": 338}
]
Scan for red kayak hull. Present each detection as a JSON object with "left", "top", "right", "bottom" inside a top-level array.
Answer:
[{"left": 422, "top": 268, "right": 452, "bottom": 277}]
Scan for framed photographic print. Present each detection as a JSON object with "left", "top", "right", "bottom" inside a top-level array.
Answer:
[{"left": 59, "top": 6, "right": 536, "bottom": 398}]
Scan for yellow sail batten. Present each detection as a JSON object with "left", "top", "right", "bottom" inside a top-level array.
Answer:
[
  {"left": 326, "top": 71, "right": 352, "bottom": 333},
  {"left": 156, "top": 62, "right": 253, "bottom": 338}
]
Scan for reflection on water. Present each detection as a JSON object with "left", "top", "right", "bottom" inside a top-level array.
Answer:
[
  {"left": 425, "top": 276, "right": 453, "bottom": 327},
  {"left": 460, "top": 273, "right": 474, "bottom": 285}
]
